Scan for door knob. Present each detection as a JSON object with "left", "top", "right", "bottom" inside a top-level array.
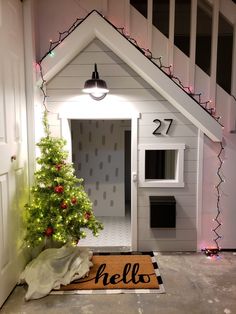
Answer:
[
  {"left": 11, "top": 155, "right": 16, "bottom": 162},
  {"left": 132, "top": 172, "right": 138, "bottom": 182}
]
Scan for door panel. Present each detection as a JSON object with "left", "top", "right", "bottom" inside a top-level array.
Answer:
[
  {"left": 0, "top": 174, "right": 10, "bottom": 269},
  {"left": 0, "top": 0, "right": 28, "bottom": 307}
]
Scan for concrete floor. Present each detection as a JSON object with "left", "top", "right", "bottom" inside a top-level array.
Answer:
[{"left": 1, "top": 252, "right": 236, "bottom": 314}]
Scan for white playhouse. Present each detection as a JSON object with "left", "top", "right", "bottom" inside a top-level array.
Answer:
[{"left": 38, "top": 11, "right": 222, "bottom": 252}]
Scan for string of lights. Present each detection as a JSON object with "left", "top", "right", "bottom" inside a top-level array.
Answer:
[
  {"left": 214, "top": 141, "right": 224, "bottom": 247},
  {"left": 115, "top": 26, "right": 236, "bottom": 114},
  {"left": 39, "top": 10, "right": 225, "bottom": 122},
  {"left": 38, "top": 62, "right": 49, "bottom": 113},
  {"left": 203, "top": 141, "right": 224, "bottom": 258},
  {"left": 37, "top": 9, "right": 226, "bottom": 257},
  {"left": 117, "top": 28, "right": 221, "bottom": 119},
  {"left": 38, "top": 62, "right": 54, "bottom": 136},
  {"left": 40, "top": 18, "right": 84, "bottom": 62}
]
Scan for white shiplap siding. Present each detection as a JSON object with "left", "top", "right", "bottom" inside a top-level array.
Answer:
[
  {"left": 46, "top": 39, "right": 198, "bottom": 251},
  {"left": 138, "top": 104, "right": 197, "bottom": 250}
]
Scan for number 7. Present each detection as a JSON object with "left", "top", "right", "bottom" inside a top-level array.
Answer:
[{"left": 164, "top": 119, "right": 173, "bottom": 134}]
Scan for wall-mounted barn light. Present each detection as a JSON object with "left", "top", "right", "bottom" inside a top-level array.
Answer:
[{"left": 83, "top": 63, "right": 109, "bottom": 100}]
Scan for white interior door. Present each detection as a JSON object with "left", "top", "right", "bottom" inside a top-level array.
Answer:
[{"left": 0, "top": 0, "right": 28, "bottom": 307}]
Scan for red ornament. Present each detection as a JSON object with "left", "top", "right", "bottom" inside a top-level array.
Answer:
[
  {"left": 60, "top": 201, "right": 68, "bottom": 209},
  {"left": 55, "top": 164, "right": 63, "bottom": 171},
  {"left": 84, "top": 212, "right": 91, "bottom": 220},
  {"left": 45, "top": 226, "right": 54, "bottom": 237},
  {"left": 71, "top": 197, "right": 77, "bottom": 205},
  {"left": 54, "top": 185, "right": 64, "bottom": 193}
]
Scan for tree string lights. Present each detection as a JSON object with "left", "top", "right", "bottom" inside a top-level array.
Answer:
[
  {"left": 23, "top": 112, "right": 103, "bottom": 248},
  {"left": 37, "top": 9, "right": 227, "bottom": 256}
]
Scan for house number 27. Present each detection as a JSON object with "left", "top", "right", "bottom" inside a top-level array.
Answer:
[{"left": 152, "top": 119, "right": 173, "bottom": 135}]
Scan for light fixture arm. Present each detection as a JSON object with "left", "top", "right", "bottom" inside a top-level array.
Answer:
[{"left": 93, "top": 63, "right": 99, "bottom": 79}]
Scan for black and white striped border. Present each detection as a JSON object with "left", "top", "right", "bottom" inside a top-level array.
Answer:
[{"left": 51, "top": 251, "right": 165, "bottom": 295}]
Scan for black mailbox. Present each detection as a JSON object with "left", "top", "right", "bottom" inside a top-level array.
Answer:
[{"left": 150, "top": 196, "right": 176, "bottom": 228}]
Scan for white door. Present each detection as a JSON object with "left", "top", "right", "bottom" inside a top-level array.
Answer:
[{"left": 0, "top": 0, "right": 28, "bottom": 307}]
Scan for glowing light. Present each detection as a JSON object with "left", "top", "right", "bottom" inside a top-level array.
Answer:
[{"left": 49, "top": 51, "right": 55, "bottom": 57}]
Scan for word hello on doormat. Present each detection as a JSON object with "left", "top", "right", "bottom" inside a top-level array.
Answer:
[{"left": 57, "top": 252, "right": 165, "bottom": 293}]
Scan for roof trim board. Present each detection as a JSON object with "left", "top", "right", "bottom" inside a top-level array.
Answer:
[{"left": 40, "top": 10, "right": 222, "bottom": 142}]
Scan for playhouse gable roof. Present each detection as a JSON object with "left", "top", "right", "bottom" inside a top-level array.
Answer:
[{"left": 40, "top": 10, "right": 222, "bottom": 142}]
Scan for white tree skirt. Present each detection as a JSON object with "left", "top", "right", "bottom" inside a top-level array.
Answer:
[{"left": 19, "top": 246, "right": 93, "bottom": 301}]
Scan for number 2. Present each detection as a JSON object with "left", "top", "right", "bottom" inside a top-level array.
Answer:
[{"left": 152, "top": 119, "right": 161, "bottom": 135}]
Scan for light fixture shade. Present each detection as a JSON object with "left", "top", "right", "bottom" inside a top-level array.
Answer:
[{"left": 83, "top": 64, "right": 109, "bottom": 100}]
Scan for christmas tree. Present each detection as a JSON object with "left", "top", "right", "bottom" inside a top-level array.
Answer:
[{"left": 23, "top": 111, "right": 103, "bottom": 248}]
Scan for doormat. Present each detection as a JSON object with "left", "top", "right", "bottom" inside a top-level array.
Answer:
[{"left": 51, "top": 252, "right": 165, "bottom": 295}]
